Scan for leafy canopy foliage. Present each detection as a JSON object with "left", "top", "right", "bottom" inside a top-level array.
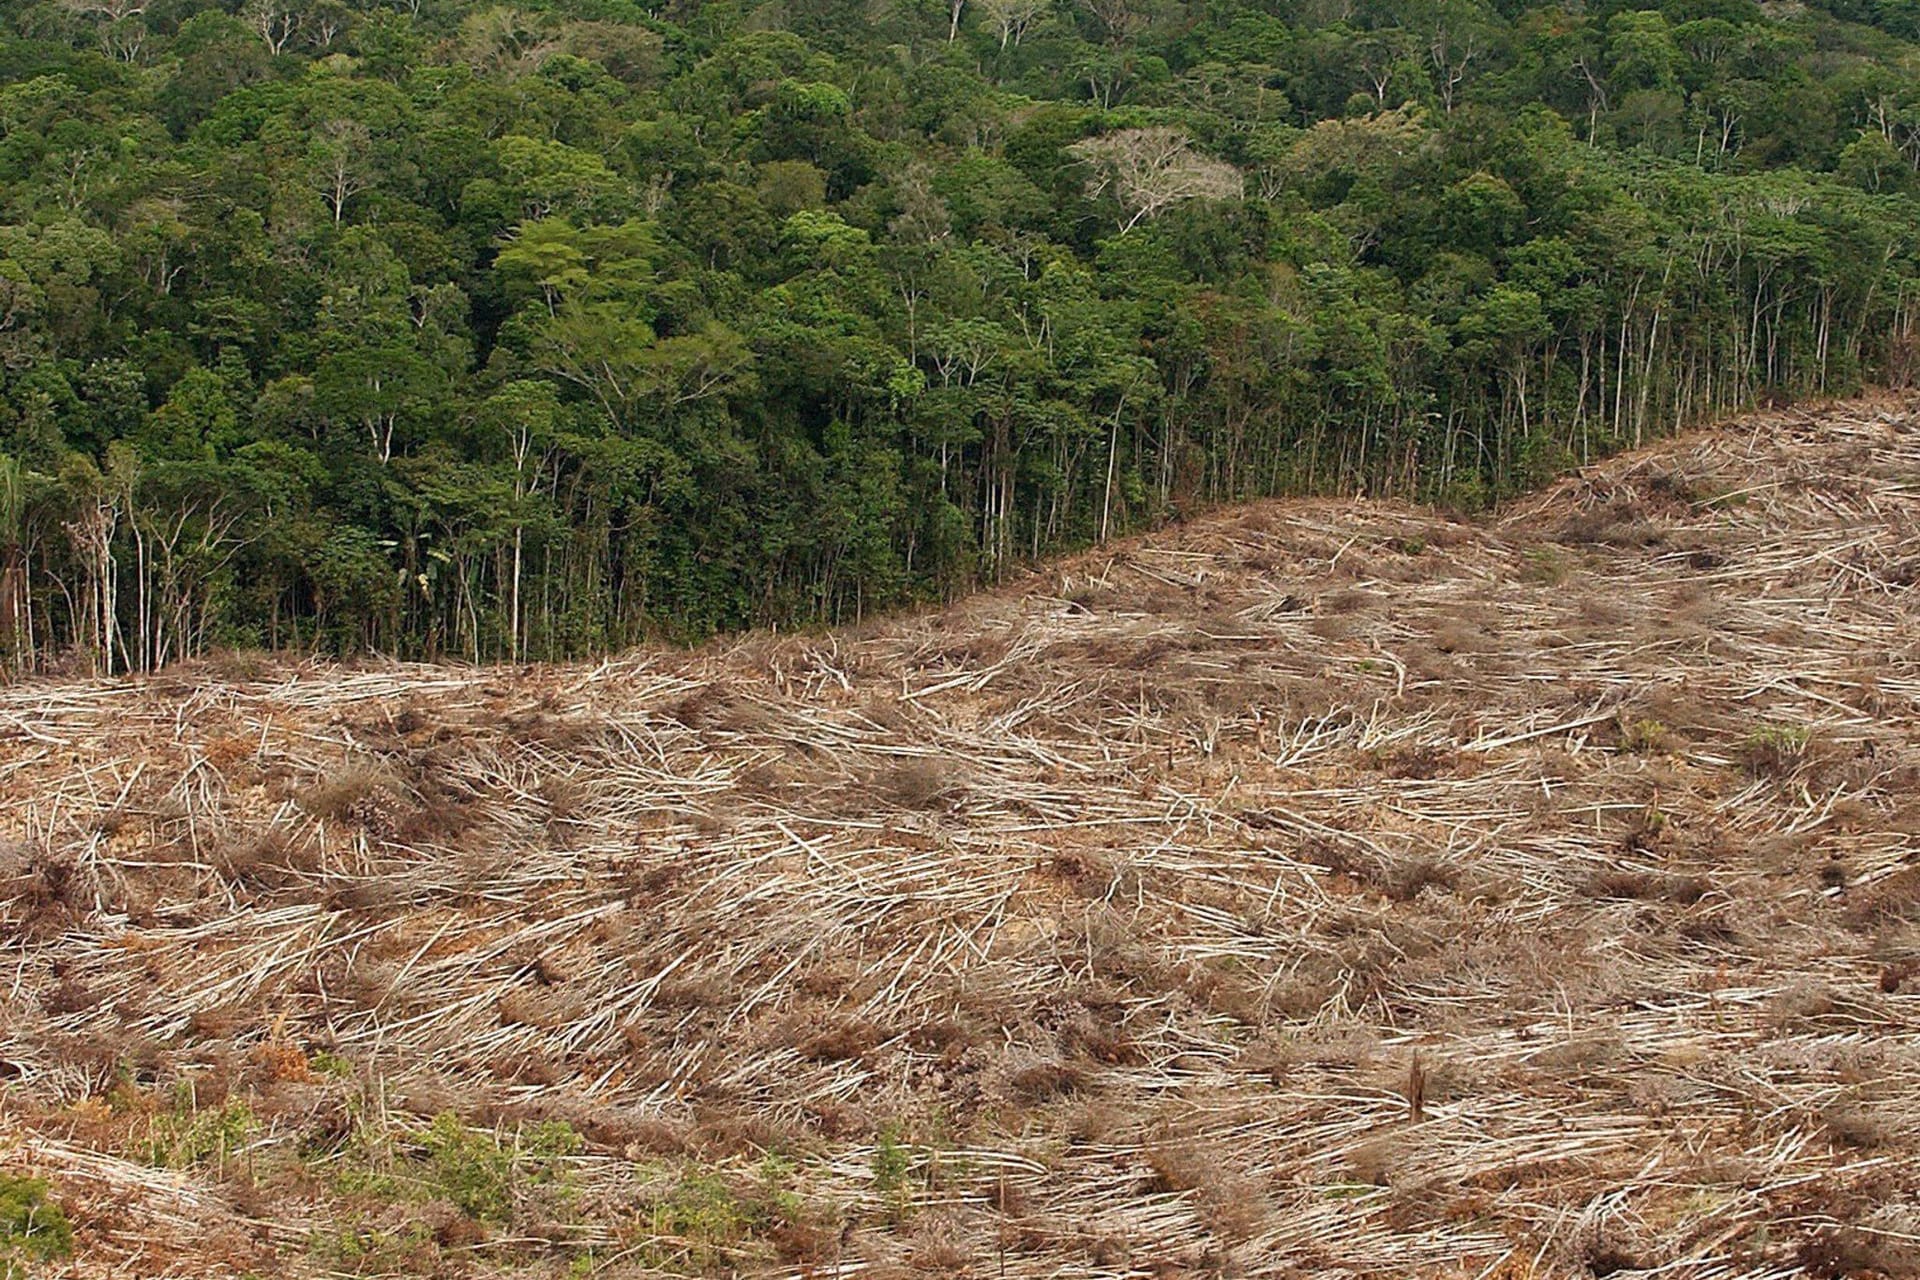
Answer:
[{"left": 0, "top": 0, "right": 1917, "bottom": 666}]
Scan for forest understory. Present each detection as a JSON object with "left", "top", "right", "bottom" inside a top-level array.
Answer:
[{"left": 1, "top": 394, "right": 1919, "bottom": 1278}]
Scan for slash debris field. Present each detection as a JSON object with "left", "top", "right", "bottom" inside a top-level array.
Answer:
[{"left": 3, "top": 398, "right": 1919, "bottom": 1280}]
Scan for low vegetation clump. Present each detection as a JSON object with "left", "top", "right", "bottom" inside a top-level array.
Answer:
[
  {"left": 1620, "top": 717, "right": 1673, "bottom": 755},
  {"left": 142, "top": 1089, "right": 257, "bottom": 1174},
  {"left": 1, "top": 400, "right": 1918, "bottom": 1275},
  {"left": 325, "top": 1112, "right": 582, "bottom": 1225},
  {"left": 1743, "top": 723, "right": 1813, "bottom": 776},
  {"left": 0, "top": 1176, "right": 72, "bottom": 1280}
]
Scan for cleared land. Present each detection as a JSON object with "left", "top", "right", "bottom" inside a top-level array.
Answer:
[{"left": 3, "top": 398, "right": 1919, "bottom": 1279}]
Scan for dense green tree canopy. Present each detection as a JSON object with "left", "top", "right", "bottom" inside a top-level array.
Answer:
[{"left": 0, "top": 0, "right": 1917, "bottom": 667}]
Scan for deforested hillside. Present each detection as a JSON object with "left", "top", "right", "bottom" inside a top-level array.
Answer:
[{"left": 2, "top": 396, "right": 1919, "bottom": 1279}]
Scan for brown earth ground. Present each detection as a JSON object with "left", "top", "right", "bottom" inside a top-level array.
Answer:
[{"left": 3, "top": 396, "right": 1920, "bottom": 1280}]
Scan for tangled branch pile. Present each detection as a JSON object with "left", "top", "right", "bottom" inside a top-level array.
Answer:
[{"left": 2, "top": 397, "right": 1918, "bottom": 1279}]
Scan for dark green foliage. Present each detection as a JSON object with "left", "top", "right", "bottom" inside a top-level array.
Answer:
[
  {"left": 0, "top": 0, "right": 1918, "bottom": 667},
  {"left": 0, "top": 1174, "right": 73, "bottom": 1279},
  {"left": 325, "top": 1110, "right": 583, "bottom": 1225}
]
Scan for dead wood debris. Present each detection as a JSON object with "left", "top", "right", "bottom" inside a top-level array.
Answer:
[{"left": 3, "top": 396, "right": 1920, "bottom": 1277}]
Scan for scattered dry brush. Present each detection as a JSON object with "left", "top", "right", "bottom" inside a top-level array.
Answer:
[{"left": 2, "top": 396, "right": 1919, "bottom": 1277}]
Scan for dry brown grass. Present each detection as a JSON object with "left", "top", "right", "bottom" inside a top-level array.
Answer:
[{"left": 2, "top": 396, "right": 1920, "bottom": 1278}]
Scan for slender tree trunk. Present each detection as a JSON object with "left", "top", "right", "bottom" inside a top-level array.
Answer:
[{"left": 1100, "top": 410, "right": 1120, "bottom": 543}]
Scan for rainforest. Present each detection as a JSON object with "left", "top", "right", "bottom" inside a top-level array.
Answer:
[{"left": 0, "top": 0, "right": 1917, "bottom": 666}]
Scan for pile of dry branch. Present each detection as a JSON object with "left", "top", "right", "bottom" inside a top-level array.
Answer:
[{"left": 3, "top": 396, "right": 1918, "bottom": 1279}]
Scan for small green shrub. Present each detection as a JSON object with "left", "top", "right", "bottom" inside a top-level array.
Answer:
[
  {"left": 421, "top": 1113, "right": 515, "bottom": 1222},
  {"left": 1622, "top": 718, "right": 1671, "bottom": 754},
  {"left": 310, "top": 1050, "right": 354, "bottom": 1079},
  {"left": 635, "top": 1155, "right": 821, "bottom": 1268},
  {"left": 756, "top": 1152, "right": 803, "bottom": 1222},
  {"left": 328, "top": 1112, "right": 582, "bottom": 1226},
  {"left": 1433, "top": 471, "right": 1493, "bottom": 514},
  {"left": 523, "top": 1118, "right": 585, "bottom": 1163},
  {"left": 1743, "top": 724, "right": 1810, "bottom": 775},
  {"left": 305, "top": 1218, "right": 435, "bottom": 1272},
  {"left": 145, "top": 1093, "right": 256, "bottom": 1172},
  {"left": 0, "top": 1175, "right": 73, "bottom": 1280},
  {"left": 648, "top": 1172, "right": 750, "bottom": 1267}
]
